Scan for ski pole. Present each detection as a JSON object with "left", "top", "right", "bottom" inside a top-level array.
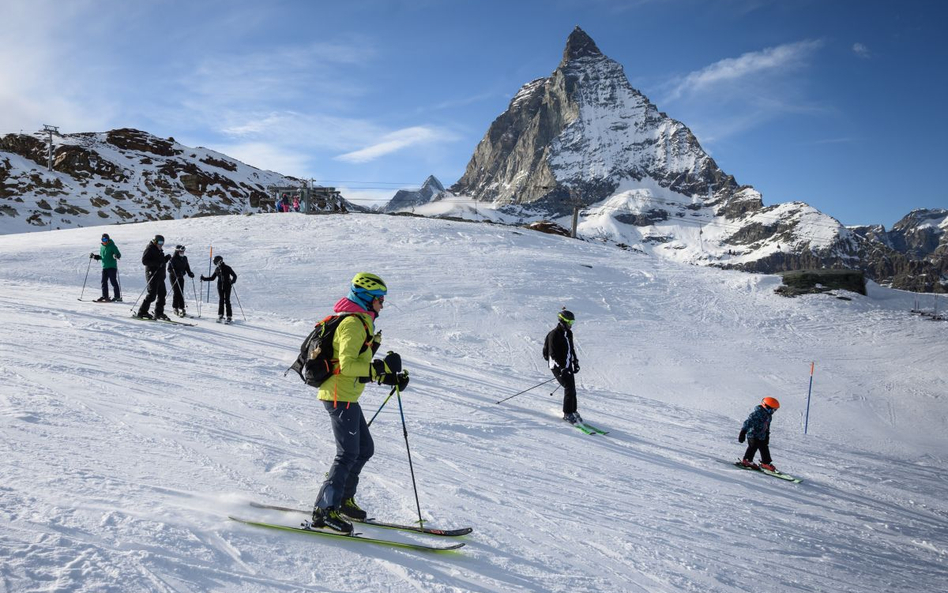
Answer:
[
  {"left": 367, "top": 386, "right": 397, "bottom": 427},
  {"left": 191, "top": 276, "right": 201, "bottom": 318},
  {"left": 206, "top": 246, "right": 212, "bottom": 303},
  {"left": 549, "top": 384, "right": 561, "bottom": 396},
  {"left": 129, "top": 269, "right": 158, "bottom": 314},
  {"left": 116, "top": 267, "right": 122, "bottom": 300},
  {"left": 394, "top": 379, "right": 424, "bottom": 528},
  {"left": 79, "top": 254, "right": 93, "bottom": 300},
  {"left": 804, "top": 362, "right": 815, "bottom": 435},
  {"left": 232, "top": 285, "right": 247, "bottom": 320},
  {"left": 495, "top": 377, "right": 556, "bottom": 404}
]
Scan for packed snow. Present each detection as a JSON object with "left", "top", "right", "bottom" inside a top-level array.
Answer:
[{"left": 1, "top": 213, "right": 946, "bottom": 592}]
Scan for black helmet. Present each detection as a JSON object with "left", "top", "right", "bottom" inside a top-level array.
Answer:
[
  {"left": 101, "top": 233, "right": 110, "bottom": 240},
  {"left": 154, "top": 234, "right": 165, "bottom": 245},
  {"left": 175, "top": 245, "right": 185, "bottom": 252},
  {"left": 213, "top": 255, "right": 223, "bottom": 265},
  {"left": 558, "top": 310, "right": 575, "bottom": 325}
]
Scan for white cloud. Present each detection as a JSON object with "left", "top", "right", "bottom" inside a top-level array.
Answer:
[
  {"left": 666, "top": 39, "right": 823, "bottom": 102},
  {"left": 852, "top": 43, "right": 871, "bottom": 59},
  {"left": 335, "top": 126, "right": 458, "bottom": 163}
]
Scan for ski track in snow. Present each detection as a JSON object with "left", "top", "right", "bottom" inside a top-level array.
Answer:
[{"left": 1, "top": 213, "right": 946, "bottom": 592}]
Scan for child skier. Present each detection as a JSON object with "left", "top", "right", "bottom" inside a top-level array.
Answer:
[
  {"left": 200, "top": 255, "right": 237, "bottom": 322},
  {"left": 738, "top": 397, "right": 780, "bottom": 471}
]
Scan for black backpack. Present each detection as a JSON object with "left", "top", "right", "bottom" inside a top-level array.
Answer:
[{"left": 287, "top": 314, "right": 371, "bottom": 387}]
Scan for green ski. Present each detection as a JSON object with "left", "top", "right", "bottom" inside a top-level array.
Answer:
[
  {"left": 228, "top": 516, "right": 465, "bottom": 552},
  {"left": 248, "top": 502, "right": 472, "bottom": 537}
]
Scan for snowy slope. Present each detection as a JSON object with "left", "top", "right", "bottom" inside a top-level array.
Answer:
[{"left": 1, "top": 214, "right": 947, "bottom": 592}]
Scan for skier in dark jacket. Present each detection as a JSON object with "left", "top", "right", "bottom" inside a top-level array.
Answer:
[
  {"left": 136, "top": 235, "right": 171, "bottom": 320},
  {"left": 201, "top": 255, "right": 237, "bottom": 322},
  {"left": 543, "top": 309, "right": 582, "bottom": 424},
  {"left": 167, "top": 245, "right": 195, "bottom": 317},
  {"left": 738, "top": 397, "right": 780, "bottom": 471},
  {"left": 91, "top": 232, "right": 122, "bottom": 302}
]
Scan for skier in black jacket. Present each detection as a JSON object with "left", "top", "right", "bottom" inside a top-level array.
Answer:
[
  {"left": 168, "top": 245, "right": 195, "bottom": 317},
  {"left": 543, "top": 309, "right": 582, "bottom": 424},
  {"left": 136, "top": 235, "right": 171, "bottom": 320},
  {"left": 201, "top": 255, "right": 238, "bottom": 322}
]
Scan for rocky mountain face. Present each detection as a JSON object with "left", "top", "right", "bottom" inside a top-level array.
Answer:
[
  {"left": 382, "top": 175, "right": 446, "bottom": 213},
  {"left": 448, "top": 27, "right": 946, "bottom": 292},
  {"left": 850, "top": 209, "right": 948, "bottom": 292},
  {"left": 0, "top": 128, "right": 352, "bottom": 234}
]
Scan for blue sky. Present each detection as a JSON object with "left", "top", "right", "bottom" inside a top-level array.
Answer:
[{"left": 2, "top": 0, "right": 946, "bottom": 226}]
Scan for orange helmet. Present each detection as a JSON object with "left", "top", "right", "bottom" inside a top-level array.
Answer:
[{"left": 762, "top": 397, "right": 780, "bottom": 410}]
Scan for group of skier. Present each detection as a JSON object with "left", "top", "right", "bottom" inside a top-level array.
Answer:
[
  {"left": 89, "top": 233, "right": 238, "bottom": 323},
  {"left": 87, "top": 236, "right": 787, "bottom": 533}
]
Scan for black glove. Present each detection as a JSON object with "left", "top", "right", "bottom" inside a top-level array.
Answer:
[
  {"left": 91, "top": 253, "right": 101, "bottom": 260},
  {"left": 370, "top": 351, "right": 402, "bottom": 379},
  {"left": 188, "top": 272, "right": 194, "bottom": 278},
  {"left": 572, "top": 362, "right": 580, "bottom": 373},
  {"left": 200, "top": 276, "right": 208, "bottom": 281},
  {"left": 114, "top": 254, "right": 120, "bottom": 260},
  {"left": 738, "top": 430, "right": 746, "bottom": 443},
  {"left": 378, "top": 371, "right": 409, "bottom": 391},
  {"left": 164, "top": 254, "right": 172, "bottom": 261}
]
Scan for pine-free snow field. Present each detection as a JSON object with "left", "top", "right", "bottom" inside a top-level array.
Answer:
[{"left": 1, "top": 213, "right": 946, "bottom": 592}]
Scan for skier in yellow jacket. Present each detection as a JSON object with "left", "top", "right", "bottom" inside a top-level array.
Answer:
[{"left": 311, "top": 273, "right": 409, "bottom": 533}]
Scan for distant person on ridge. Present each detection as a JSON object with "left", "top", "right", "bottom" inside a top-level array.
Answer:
[
  {"left": 311, "top": 273, "right": 409, "bottom": 533},
  {"left": 543, "top": 309, "right": 582, "bottom": 424},
  {"left": 200, "top": 255, "right": 237, "bottom": 323},
  {"left": 91, "top": 232, "right": 122, "bottom": 302},
  {"left": 168, "top": 245, "right": 195, "bottom": 317},
  {"left": 136, "top": 235, "right": 170, "bottom": 320},
  {"left": 738, "top": 397, "right": 780, "bottom": 471}
]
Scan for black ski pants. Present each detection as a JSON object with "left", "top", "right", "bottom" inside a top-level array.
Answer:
[
  {"left": 101, "top": 267, "right": 120, "bottom": 300},
  {"left": 139, "top": 271, "right": 166, "bottom": 316},
  {"left": 552, "top": 367, "right": 578, "bottom": 415},
  {"left": 314, "top": 400, "right": 374, "bottom": 511},
  {"left": 217, "top": 285, "right": 233, "bottom": 318},
  {"left": 170, "top": 275, "right": 188, "bottom": 310},
  {"left": 743, "top": 437, "right": 772, "bottom": 464}
]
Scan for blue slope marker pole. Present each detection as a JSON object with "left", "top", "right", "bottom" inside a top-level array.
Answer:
[{"left": 804, "top": 362, "right": 815, "bottom": 434}]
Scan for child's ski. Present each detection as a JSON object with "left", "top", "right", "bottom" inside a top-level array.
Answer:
[{"left": 730, "top": 461, "right": 802, "bottom": 483}]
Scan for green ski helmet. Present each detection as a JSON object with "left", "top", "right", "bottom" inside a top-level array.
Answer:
[{"left": 558, "top": 310, "right": 575, "bottom": 326}]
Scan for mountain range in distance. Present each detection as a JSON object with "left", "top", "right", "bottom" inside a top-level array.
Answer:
[{"left": 0, "top": 27, "right": 944, "bottom": 292}]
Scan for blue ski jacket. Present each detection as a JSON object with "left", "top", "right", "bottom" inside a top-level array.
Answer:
[{"left": 742, "top": 405, "right": 773, "bottom": 440}]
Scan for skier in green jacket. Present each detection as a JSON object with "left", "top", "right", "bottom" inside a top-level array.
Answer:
[
  {"left": 311, "top": 272, "right": 410, "bottom": 533},
  {"left": 91, "top": 233, "right": 122, "bottom": 302}
]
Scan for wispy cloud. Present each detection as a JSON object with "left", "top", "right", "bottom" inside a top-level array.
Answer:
[
  {"left": 852, "top": 43, "right": 871, "bottom": 59},
  {"left": 335, "top": 127, "right": 458, "bottom": 163},
  {"left": 665, "top": 39, "right": 823, "bottom": 102}
]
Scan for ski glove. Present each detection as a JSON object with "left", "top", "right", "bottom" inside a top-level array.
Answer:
[
  {"left": 378, "top": 370, "right": 410, "bottom": 392},
  {"left": 370, "top": 351, "right": 402, "bottom": 379},
  {"left": 91, "top": 253, "right": 101, "bottom": 260},
  {"left": 738, "top": 430, "right": 746, "bottom": 443},
  {"left": 114, "top": 254, "right": 120, "bottom": 260},
  {"left": 188, "top": 272, "right": 194, "bottom": 278},
  {"left": 572, "top": 362, "right": 580, "bottom": 373}
]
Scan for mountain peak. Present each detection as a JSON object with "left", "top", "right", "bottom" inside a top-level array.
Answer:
[{"left": 563, "top": 26, "right": 602, "bottom": 62}]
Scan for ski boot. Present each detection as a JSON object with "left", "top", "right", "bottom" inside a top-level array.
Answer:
[
  {"left": 111, "top": 296, "right": 123, "bottom": 302},
  {"left": 739, "top": 459, "right": 759, "bottom": 469},
  {"left": 340, "top": 497, "right": 367, "bottom": 521},
  {"left": 217, "top": 316, "right": 224, "bottom": 323},
  {"left": 311, "top": 507, "right": 353, "bottom": 533},
  {"left": 155, "top": 313, "right": 171, "bottom": 321},
  {"left": 94, "top": 296, "right": 110, "bottom": 302},
  {"left": 563, "top": 412, "right": 577, "bottom": 424},
  {"left": 136, "top": 311, "right": 153, "bottom": 320},
  {"left": 759, "top": 463, "right": 777, "bottom": 472}
]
